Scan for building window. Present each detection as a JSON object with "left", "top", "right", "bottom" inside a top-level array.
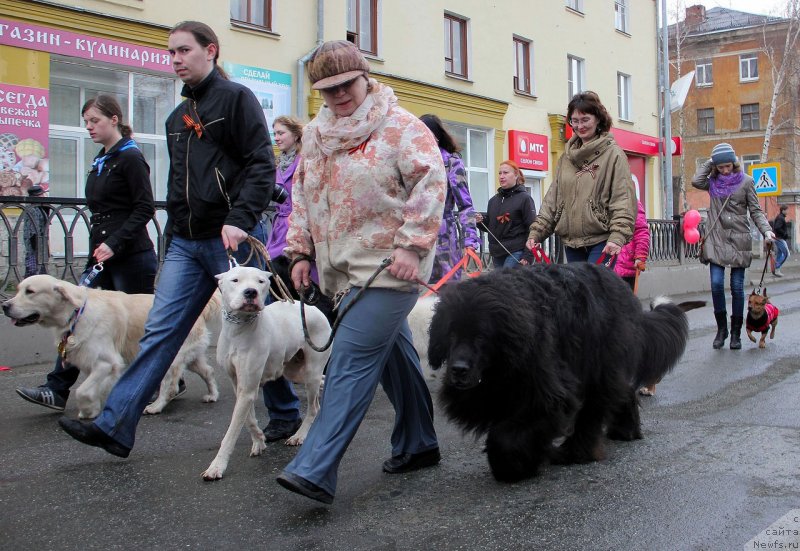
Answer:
[
  {"left": 617, "top": 72, "right": 632, "bottom": 121},
  {"left": 513, "top": 36, "right": 533, "bottom": 94},
  {"left": 444, "top": 13, "right": 469, "bottom": 78},
  {"left": 740, "top": 53, "right": 758, "bottom": 81},
  {"left": 48, "top": 59, "right": 180, "bottom": 200},
  {"left": 230, "top": 0, "right": 272, "bottom": 30},
  {"left": 740, "top": 103, "right": 760, "bottom": 131},
  {"left": 695, "top": 59, "right": 712, "bottom": 86},
  {"left": 567, "top": 55, "right": 585, "bottom": 101},
  {"left": 615, "top": 0, "right": 629, "bottom": 33},
  {"left": 697, "top": 108, "right": 715, "bottom": 135},
  {"left": 566, "top": 0, "right": 583, "bottom": 13},
  {"left": 447, "top": 123, "right": 492, "bottom": 211},
  {"left": 346, "top": 0, "right": 378, "bottom": 55},
  {"left": 742, "top": 154, "right": 761, "bottom": 175}
]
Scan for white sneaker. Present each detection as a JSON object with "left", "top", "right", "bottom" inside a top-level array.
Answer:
[{"left": 773, "top": 269, "right": 784, "bottom": 277}]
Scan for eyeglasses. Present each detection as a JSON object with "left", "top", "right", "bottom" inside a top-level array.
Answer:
[{"left": 570, "top": 117, "right": 594, "bottom": 127}]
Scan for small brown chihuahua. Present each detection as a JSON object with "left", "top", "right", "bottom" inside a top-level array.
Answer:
[{"left": 745, "top": 290, "right": 779, "bottom": 349}]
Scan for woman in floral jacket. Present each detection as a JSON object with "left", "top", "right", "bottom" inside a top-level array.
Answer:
[{"left": 277, "top": 41, "right": 446, "bottom": 505}]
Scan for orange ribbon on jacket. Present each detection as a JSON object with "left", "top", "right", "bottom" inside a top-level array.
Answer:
[
  {"left": 576, "top": 162, "right": 600, "bottom": 179},
  {"left": 422, "top": 248, "right": 484, "bottom": 298},
  {"left": 496, "top": 213, "right": 510, "bottom": 224},
  {"left": 182, "top": 114, "right": 203, "bottom": 139}
]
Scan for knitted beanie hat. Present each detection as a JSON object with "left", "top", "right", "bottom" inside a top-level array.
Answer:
[{"left": 711, "top": 143, "right": 737, "bottom": 165}]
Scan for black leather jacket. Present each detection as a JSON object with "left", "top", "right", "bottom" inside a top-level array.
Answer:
[{"left": 165, "top": 68, "right": 274, "bottom": 239}]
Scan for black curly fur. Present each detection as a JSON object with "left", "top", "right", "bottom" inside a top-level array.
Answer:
[{"left": 428, "top": 263, "right": 694, "bottom": 482}]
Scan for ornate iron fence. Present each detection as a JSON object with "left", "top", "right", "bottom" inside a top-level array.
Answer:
[{"left": 1, "top": 197, "right": 701, "bottom": 299}]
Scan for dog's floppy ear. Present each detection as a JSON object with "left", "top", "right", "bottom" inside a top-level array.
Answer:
[{"left": 54, "top": 283, "right": 83, "bottom": 308}]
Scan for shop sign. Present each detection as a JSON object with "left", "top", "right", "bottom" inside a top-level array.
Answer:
[
  {"left": 0, "top": 83, "right": 49, "bottom": 197},
  {"left": 0, "top": 18, "right": 172, "bottom": 73},
  {"left": 508, "top": 130, "right": 548, "bottom": 171},
  {"left": 223, "top": 62, "right": 292, "bottom": 136}
]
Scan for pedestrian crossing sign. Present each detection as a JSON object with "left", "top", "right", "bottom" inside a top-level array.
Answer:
[{"left": 749, "top": 162, "right": 781, "bottom": 196}]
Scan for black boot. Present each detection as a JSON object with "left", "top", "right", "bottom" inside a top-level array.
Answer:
[
  {"left": 730, "top": 316, "right": 743, "bottom": 350},
  {"left": 712, "top": 311, "right": 728, "bottom": 349}
]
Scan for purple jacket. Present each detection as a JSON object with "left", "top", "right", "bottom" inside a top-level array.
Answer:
[{"left": 266, "top": 153, "right": 299, "bottom": 260}]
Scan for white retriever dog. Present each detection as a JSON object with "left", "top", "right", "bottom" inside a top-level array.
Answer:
[
  {"left": 408, "top": 295, "right": 437, "bottom": 381},
  {"left": 2, "top": 275, "right": 219, "bottom": 419},
  {"left": 202, "top": 266, "right": 331, "bottom": 481}
]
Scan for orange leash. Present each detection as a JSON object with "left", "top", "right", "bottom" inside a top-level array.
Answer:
[{"left": 422, "top": 248, "right": 484, "bottom": 298}]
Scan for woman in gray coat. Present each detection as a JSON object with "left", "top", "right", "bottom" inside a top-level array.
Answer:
[{"left": 692, "top": 143, "right": 775, "bottom": 350}]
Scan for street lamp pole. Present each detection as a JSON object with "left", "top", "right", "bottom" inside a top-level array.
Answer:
[{"left": 660, "top": 0, "right": 674, "bottom": 218}]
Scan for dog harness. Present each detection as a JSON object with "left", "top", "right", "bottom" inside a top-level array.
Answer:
[{"left": 747, "top": 303, "right": 779, "bottom": 333}]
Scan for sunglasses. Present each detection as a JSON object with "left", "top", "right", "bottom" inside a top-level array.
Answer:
[{"left": 321, "top": 77, "right": 360, "bottom": 94}]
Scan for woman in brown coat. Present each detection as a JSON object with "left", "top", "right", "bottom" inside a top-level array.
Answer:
[{"left": 692, "top": 142, "right": 775, "bottom": 350}]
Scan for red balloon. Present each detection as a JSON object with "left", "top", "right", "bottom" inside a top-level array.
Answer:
[
  {"left": 684, "top": 209, "right": 701, "bottom": 229},
  {"left": 684, "top": 227, "right": 701, "bottom": 244}
]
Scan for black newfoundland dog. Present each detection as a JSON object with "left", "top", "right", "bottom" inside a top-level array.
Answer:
[{"left": 428, "top": 263, "right": 702, "bottom": 482}]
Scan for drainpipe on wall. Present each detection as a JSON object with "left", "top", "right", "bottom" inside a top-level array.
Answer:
[{"left": 296, "top": 0, "right": 325, "bottom": 119}]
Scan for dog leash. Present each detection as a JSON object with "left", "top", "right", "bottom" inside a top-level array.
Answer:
[
  {"left": 300, "top": 257, "right": 393, "bottom": 352},
  {"left": 226, "top": 237, "right": 295, "bottom": 303},
  {"left": 754, "top": 242, "right": 774, "bottom": 296},
  {"left": 478, "top": 221, "right": 525, "bottom": 265}
]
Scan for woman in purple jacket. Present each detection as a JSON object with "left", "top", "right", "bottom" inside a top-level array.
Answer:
[
  {"left": 420, "top": 114, "right": 479, "bottom": 283},
  {"left": 266, "top": 115, "right": 303, "bottom": 260}
]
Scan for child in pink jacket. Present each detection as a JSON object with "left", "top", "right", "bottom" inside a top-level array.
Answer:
[{"left": 614, "top": 200, "right": 649, "bottom": 290}]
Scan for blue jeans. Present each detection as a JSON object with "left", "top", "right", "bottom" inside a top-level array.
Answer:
[
  {"left": 564, "top": 242, "right": 611, "bottom": 266},
  {"left": 492, "top": 250, "right": 523, "bottom": 268},
  {"left": 709, "top": 263, "right": 745, "bottom": 316},
  {"left": 774, "top": 239, "right": 789, "bottom": 270},
  {"left": 283, "top": 288, "right": 438, "bottom": 496},
  {"left": 93, "top": 231, "right": 265, "bottom": 448}
]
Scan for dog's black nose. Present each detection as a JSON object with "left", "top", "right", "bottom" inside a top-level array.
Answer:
[
  {"left": 243, "top": 288, "right": 258, "bottom": 300},
  {"left": 449, "top": 360, "right": 471, "bottom": 376},
  {"left": 1, "top": 303, "right": 10, "bottom": 315}
]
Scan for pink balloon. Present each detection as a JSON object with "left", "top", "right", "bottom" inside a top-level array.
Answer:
[
  {"left": 684, "top": 209, "right": 701, "bottom": 229},
  {"left": 684, "top": 227, "right": 701, "bottom": 244}
]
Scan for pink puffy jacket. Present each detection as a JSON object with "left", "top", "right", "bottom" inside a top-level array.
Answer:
[{"left": 614, "top": 201, "right": 649, "bottom": 278}]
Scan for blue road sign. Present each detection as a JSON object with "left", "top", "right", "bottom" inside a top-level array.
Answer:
[{"left": 749, "top": 163, "right": 781, "bottom": 196}]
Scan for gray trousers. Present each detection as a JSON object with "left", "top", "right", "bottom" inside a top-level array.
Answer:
[{"left": 283, "top": 287, "right": 438, "bottom": 496}]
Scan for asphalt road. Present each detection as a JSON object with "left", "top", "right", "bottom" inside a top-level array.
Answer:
[{"left": 2, "top": 283, "right": 800, "bottom": 550}]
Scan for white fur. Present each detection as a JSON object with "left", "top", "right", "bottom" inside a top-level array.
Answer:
[
  {"left": 651, "top": 295, "right": 673, "bottom": 309},
  {"left": 2, "top": 275, "right": 219, "bottom": 419},
  {"left": 202, "top": 266, "right": 331, "bottom": 481},
  {"left": 408, "top": 295, "right": 438, "bottom": 380}
]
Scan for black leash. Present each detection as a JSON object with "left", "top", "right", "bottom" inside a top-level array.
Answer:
[
  {"left": 300, "top": 257, "right": 394, "bottom": 352},
  {"left": 754, "top": 242, "right": 773, "bottom": 296}
]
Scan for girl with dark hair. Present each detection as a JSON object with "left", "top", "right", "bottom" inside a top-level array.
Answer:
[
  {"left": 420, "top": 114, "right": 479, "bottom": 283},
  {"left": 692, "top": 142, "right": 775, "bottom": 350},
  {"left": 15, "top": 94, "right": 157, "bottom": 412},
  {"left": 527, "top": 91, "right": 636, "bottom": 265}
]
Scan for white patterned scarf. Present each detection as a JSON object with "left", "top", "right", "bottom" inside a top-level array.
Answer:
[{"left": 302, "top": 79, "right": 395, "bottom": 160}]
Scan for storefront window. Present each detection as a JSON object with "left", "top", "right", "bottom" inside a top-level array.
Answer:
[
  {"left": 48, "top": 59, "right": 179, "bottom": 200},
  {"left": 446, "top": 122, "right": 492, "bottom": 211}
]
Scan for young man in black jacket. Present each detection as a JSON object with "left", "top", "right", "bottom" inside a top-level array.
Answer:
[
  {"left": 59, "top": 21, "right": 276, "bottom": 457},
  {"left": 772, "top": 205, "right": 790, "bottom": 277}
]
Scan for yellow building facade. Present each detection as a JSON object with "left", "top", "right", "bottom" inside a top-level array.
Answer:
[{"left": 0, "top": 0, "right": 662, "bottom": 215}]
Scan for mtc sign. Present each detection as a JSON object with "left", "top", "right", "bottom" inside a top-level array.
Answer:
[{"left": 508, "top": 130, "right": 548, "bottom": 171}]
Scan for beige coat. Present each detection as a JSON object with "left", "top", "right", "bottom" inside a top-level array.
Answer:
[{"left": 528, "top": 132, "right": 636, "bottom": 248}]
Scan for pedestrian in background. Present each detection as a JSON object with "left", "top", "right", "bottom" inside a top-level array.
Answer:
[
  {"left": 23, "top": 184, "right": 49, "bottom": 279},
  {"left": 526, "top": 91, "right": 636, "bottom": 265},
  {"left": 476, "top": 160, "right": 536, "bottom": 268},
  {"left": 276, "top": 40, "right": 446, "bottom": 505},
  {"left": 420, "top": 114, "right": 479, "bottom": 284},
  {"left": 771, "top": 204, "right": 789, "bottom": 277},
  {"left": 692, "top": 143, "right": 775, "bottom": 350},
  {"left": 58, "top": 21, "right": 274, "bottom": 456}
]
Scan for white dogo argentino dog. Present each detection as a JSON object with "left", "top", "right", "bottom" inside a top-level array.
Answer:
[{"left": 202, "top": 266, "right": 331, "bottom": 481}]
